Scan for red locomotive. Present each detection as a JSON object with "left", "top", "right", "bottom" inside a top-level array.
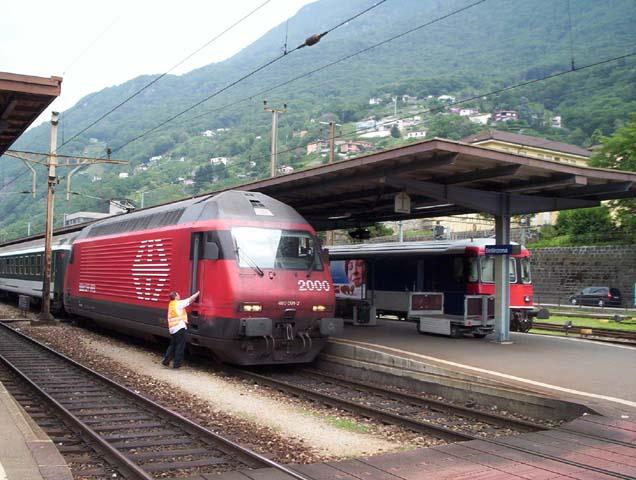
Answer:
[{"left": 0, "top": 190, "right": 340, "bottom": 365}]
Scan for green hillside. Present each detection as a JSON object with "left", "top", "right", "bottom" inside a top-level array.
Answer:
[{"left": 1, "top": 0, "right": 635, "bottom": 240}]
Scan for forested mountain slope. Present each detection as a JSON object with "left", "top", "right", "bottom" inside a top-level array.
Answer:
[{"left": 1, "top": 0, "right": 635, "bottom": 240}]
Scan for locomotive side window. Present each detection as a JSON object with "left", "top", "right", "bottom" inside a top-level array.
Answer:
[
  {"left": 520, "top": 257, "right": 532, "bottom": 284},
  {"left": 231, "top": 227, "right": 322, "bottom": 271},
  {"left": 480, "top": 256, "right": 517, "bottom": 283}
]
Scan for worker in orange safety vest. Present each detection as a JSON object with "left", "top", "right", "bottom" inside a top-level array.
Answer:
[{"left": 162, "top": 290, "right": 199, "bottom": 368}]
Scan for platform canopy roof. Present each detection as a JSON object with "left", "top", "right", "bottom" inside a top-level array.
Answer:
[
  {"left": 235, "top": 138, "right": 636, "bottom": 230},
  {"left": 0, "top": 72, "right": 62, "bottom": 156}
]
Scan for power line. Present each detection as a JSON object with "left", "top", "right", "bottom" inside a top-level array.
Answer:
[
  {"left": 251, "top": 49, "right": 636, "bottom": 166},
  {"left": 138, "top": 0, "right": 489, "bottom": 136},
  {"left": 111, "top": 0, "right": 388, "bottom": 153},
  {"left": 58, "top": 0, "right": 273, "bottom": 151}
]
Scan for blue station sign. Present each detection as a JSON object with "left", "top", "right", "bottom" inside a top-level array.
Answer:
[{"left": 485, "top": 244, "right": 521, "bottom": 255}]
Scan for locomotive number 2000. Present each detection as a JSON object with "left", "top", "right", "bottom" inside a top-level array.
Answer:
[{"left": 298, "top": 280, "right": 331, "bottom": 292}]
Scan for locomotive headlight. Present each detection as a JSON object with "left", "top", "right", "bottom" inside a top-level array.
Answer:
[
  {"left": 312, "top": 305, "right": 327, "bottom": 312},
  {"left": 240, "top": 302, "right": 263, "bottom": 312},
  {"left": 524, "top": 295, "right": 531, "bottom": 303}
]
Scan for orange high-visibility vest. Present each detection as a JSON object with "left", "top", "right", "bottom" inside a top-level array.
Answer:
[{"left": 167, "top": 300, "right": 188, "bottom": 331}]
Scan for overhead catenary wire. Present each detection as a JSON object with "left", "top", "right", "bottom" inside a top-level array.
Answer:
[
  {"left": 134, "top": 0, "right": 490, "bottom": 136},
  {"left": 252, "top": 49, "right": 636, "bottom": 164},
  {"left": 58, "top": 0, "right": 274, "bottom": 151},
  {"left": 111, "top": 0, "right": 389, "bottom": 153}
]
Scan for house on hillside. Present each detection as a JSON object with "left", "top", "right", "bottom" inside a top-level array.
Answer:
[
  {"left": 551, "top": 115, "right": 563, "bottom": 128},
  {"left": 306, "top": 141, "right": 326, "bottom": 155},
  {"left": 461, "top": 129, "right": 593, "bottom": 226},
  {"left": 492, "top": 110, "right": 518, "bottom": 123},
  {"left": 437, "top": 95, "right": 456, "bottom": 102},
  {"left": 401, "top": 95, "right": 417, "bottom": 103},
  {"left": 278, "top": 165, "right": 294, "bottom": 175},
  {"left": 407, "top": 131, "right": 427, "bottom": 139},
  {"left": 356, "top": 119, "right": 377, "bottom": 131},
  {"left": 469, "top": 113, "right": 492, "bottom": 125},
  {"left": 369, "top": 97, "right": 383, "bottom": 105},
  {"left": 201, "top": 130, "right": 215, "bottom": 137},
  {"left": 210, "top": 157, "right": 228, "bottom": 165},
  {"left": 339, "top": 140, "right": 373, "bottom": 154}
]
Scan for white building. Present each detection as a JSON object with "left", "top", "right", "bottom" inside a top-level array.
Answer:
[
  {"left": 278, "top": 165, "right": 294, "bottom": 175},
  {"left": 459, "top": 108, "right": 479, "bottom": 117},
  {"left": 469, "top": 113, "right": 492, "bottom": 125},
  {"left": 437, "top": 95, "right": 456, "bottom": 102},
  {"left": 360, "top": 130, "right": 391, "bottom": 139},
  {"left": 118, "top": 172, "right": 129, "bottom": 179},
  {"left": 407, "top": 131, "right": 427, "bottom": 139},
  {"left": 210, "top": 157, "right": 228, "bottom": 165},
  {"left": 201, "top": 130, "right": 215, "bottom": 137},
  {"left": 551, "top": 115, "right": 563, "bottom": 128},
  {"left": 356, "top": 119, "right": 377, "bottom": 131},
  {"left": 369, "top": 97, "right": 383, "bottom": 105}
]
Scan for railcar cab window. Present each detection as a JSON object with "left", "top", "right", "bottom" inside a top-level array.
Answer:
[
  {"left": 520, "top": 257, "right": 532, "bottom": 284},
  {"left": 231, "top": 227, "right": 323, "bottom": 271},
  {"left": 480, "top": 256, "right": 517, "bottom": 283}
]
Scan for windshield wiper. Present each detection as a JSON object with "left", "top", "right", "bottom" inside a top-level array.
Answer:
[
  {"left": 305, "top": 254, "right": 316, "bottom": 278},
  {"left": 233, "top": 238, "right": 264, "bottom": 277}
]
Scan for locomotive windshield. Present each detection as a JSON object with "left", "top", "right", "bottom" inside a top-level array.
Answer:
[{"left": 231, "top": 227, "right": 323, "bottom": 271}]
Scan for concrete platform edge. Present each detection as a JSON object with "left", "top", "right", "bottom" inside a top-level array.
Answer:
[
  {"left": 320, "top": 340, "right": 593, "bottom": 420},
  {"left": 0, "top": 382, "right": 72, "bottom": 480}
]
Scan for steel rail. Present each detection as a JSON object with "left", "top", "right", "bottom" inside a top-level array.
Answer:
[
  {"left": 303, "top": 368, "right": 540, "bottom": 432},
  {"left": 231, "top": 367, "right": 474, "bottom": 442},
  {"left": 234, "top": 367, "right": 634, "bottom": 480},
  {"left": 532, "top": 322, "right": 636, "bottom": 343},
  {"left": 0, "top": 322, "right": 312, "bottom": 480}
]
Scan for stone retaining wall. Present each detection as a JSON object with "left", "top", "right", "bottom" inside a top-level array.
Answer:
[{"left": 529, "top": 245, "right": 636, "bottom": 307}]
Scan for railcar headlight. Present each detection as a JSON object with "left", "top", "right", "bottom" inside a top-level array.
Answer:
[
  {"left": 240, "top": 302, "right": 263, "bottom": 312},
  {"left": 524, "top": 295, "right": 531, "bottom": 303},
  {"left": 312, "top": 305, "right": 327, "bottom": 312}
]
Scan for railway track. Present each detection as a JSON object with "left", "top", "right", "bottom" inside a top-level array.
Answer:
[
  {"left": 233, "top": 367, "right": 635, "bottom": 480},
  {"left": 232, "top": 367, "right": 542, "bottom": 442},
  {"left": 532, "top": 321, "right": 636, "bottom": 343},
  {"left": 0, "top": 322, "right": 309, "bottom": 480}
]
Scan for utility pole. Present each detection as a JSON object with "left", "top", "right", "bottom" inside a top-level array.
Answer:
[
  {"left": 319, "top": 121, "right": 342, "bottom": 164},
  {"left": 263, "top": 100, "right": 286, "bottom": 177},
  {"left": 5, "top": 119, "right": 126, "bottom": 323},
  {"left": 40, "top": 111, "right": 59, "bottom": 322}
]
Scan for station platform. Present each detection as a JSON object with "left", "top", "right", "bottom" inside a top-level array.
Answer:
[
  {"left": 329, "top": 319, "right": 636, "bottom": 417},
  {"left": 0, "top": 382, "right": 71, "bottom": 480}
]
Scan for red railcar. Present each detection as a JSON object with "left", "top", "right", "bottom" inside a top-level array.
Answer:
[
  {"left": 64, "top": 190, "right": 340, "bottom": 365},
  {"left": 329, "top": 239, "right": 537, "bottom": 335}
]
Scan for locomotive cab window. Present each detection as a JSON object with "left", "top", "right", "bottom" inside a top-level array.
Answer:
[
  {"left": 480, "top": 256, "right": 517, "bottom": 283},
  {"left": 231, "top": 227, "right": 323, "bottom": 271}
]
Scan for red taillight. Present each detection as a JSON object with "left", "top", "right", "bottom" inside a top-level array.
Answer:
[{"left": 608, "top": 293, "right": 612, "bottom": 298}]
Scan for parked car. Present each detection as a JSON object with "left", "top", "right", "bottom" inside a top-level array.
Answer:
[{"left": 569, "top": 287, "right": 622, "bottom": 307}]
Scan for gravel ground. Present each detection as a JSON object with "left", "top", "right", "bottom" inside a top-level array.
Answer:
[{"left": 0, "top": 303, "right": 432, "bottom": 463}]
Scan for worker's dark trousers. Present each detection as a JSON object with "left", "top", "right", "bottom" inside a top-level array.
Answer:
[{"left": 163, "top": 328, "right": 186, "bottom": 368}]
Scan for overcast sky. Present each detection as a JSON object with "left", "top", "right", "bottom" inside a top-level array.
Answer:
[{"left": 1, "top": 0, "right": 316, "bottom": 127}]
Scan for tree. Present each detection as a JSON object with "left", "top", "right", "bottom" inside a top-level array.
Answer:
[
  {"left": 555, "top": 206, "right": 617, "bottom": 244},
  {"left": 589, "top": 114, "right": 636, "bottom": 240},
  {"left": 390, "top": 124, "right": 401, "bottom": 138}
]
